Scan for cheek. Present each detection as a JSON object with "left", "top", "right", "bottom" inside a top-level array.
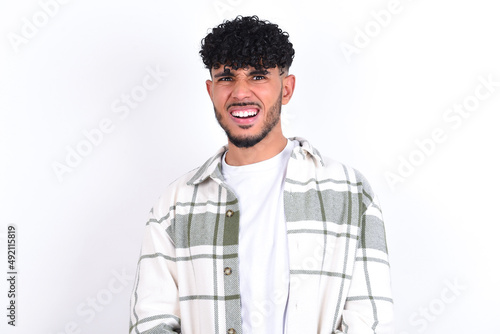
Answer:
[
  {"left": 213, "top": 89, "right": 231, "bottom": 106},
  {"left": 259, "top": 88, "right": 281, "bottom": 105}
]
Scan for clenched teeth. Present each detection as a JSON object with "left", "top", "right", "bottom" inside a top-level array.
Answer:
[{"left": 231, "top": 110, "right": 258, "bottom": 118}]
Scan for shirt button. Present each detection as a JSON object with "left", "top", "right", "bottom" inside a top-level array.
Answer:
[
  {"left": 224, "top": 267, "right": 232, "bottom": 275},
  {"left": 225, "top": 210, "right": 234, "bottom": 217},
  {"left": 227, "top": 329, "right": 236, "bottom": 334}
]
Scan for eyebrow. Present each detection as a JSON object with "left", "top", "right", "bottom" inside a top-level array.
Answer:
[
  {"left": 213, "top": 69, "right": 270, "bottom": 78},
  {"left": 213, "top": 71, "right": 234, "bottom": 79},
  {"left": 249, "top": 69, "right": 270, "bottom": 76}
]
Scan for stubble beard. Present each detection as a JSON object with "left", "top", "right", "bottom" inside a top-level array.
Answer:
[{"left": 214, "top": 92, "right": 283, "bottom": 148}]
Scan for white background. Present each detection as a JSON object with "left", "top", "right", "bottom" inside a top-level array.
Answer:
[{"left": 1, "top": 0, "right": 499, "bottom": 333}]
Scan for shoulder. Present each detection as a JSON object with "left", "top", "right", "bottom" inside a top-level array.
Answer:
[
  {"left": 290, "top": 137, "right": 376, "bottom": 200},
  {"left": 151, "top": 146, "right": 226, "bottom": 219},
  {"left": 322, "top": 156, "right": 372, "bottom": 189},
  {"left": 148, "top": 168, "right": 199, "bottom": 220}
]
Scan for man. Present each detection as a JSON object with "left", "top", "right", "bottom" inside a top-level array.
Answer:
[{"left": 130, "top": 15, "right": 394, "bottom": 334}]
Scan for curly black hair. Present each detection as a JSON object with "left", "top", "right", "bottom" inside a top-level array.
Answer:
[{"left": 200, "top": 15, "right": 294, "bottom": 73}]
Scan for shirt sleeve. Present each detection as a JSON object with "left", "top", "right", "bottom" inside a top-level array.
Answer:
[
  {"left": 337, "top": 184, "right": 394, "bottom": 333},
  {"left": 129, "top": 206, "right": 182, "bottom": 334}
]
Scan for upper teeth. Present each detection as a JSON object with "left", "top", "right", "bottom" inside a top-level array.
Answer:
[{"left": 232, "top": 110, "right": 257, "bottom": 118}]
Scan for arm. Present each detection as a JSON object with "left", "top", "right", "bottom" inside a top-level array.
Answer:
[
  {"left": 129, "top": 207, "right": 181, "bottom": 334},
  {"left": 337, "top": 186, "right": 394, "bottom": 333}
]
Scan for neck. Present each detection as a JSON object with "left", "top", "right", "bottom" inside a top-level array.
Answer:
[{"left": 224, "top": 131, "right": 287, "bottom": 166}]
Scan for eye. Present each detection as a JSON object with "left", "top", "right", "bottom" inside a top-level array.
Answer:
[
  {"left": 253, "top": 75, "right": 266, "bottom": 80},
  {"left": 218, "top": 77, "right": 233, "bottom": 82}
]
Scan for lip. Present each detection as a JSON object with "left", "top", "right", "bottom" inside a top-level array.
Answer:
[{"left": 228, "top": 105, "right": 260, "bottom": 125}]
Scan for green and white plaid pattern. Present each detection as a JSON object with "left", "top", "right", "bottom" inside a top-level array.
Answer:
[{"left": 130, "top": 137, "right": 394, "bottom": 334}]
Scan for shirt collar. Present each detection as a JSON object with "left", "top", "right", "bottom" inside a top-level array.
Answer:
[
  {"left": 187, "top": 137, "right": 324, "bottom": 186},
  {"left": 289, "top": 136, "right": 325, "bottom": 167}
]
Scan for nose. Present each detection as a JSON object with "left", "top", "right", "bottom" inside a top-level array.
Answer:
[{"left": 230, "top": 79, "right": 251, "bottom": 100}]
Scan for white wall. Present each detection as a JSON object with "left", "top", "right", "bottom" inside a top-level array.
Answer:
[{"left": 1, "top": 0, "right": 498, "bottom": 333}]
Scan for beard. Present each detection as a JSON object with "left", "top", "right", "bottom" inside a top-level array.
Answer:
[{"left": 214, "top": 92, "right": 282, "bottom": 148}]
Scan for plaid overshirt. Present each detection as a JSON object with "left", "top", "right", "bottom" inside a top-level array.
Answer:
[{"left": 130, "top": 137, "right": 394, "bottom": 334}]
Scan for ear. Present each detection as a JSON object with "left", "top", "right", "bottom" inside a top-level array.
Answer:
[
  {"left": 206, "top": 79, "right": 214, "bottom": 101},
  {"left": 281, "top": 74, "right": 296, "bottom": 105}
]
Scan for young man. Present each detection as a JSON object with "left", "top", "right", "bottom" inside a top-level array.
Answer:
[{"left": 130, "top": 16, "right": 394, "bottom": 334}]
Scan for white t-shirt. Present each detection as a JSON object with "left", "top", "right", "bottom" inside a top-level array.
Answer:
[{"left": 222, "top": 139, "right": 297, "bottom": 334}]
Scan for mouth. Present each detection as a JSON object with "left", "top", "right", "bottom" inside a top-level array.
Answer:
[
  {"left": 230, "top": 109, "right": 259, "bottom": 118},
  {"left": 227, "top": 103, "right": 261, "bottom": 124}
]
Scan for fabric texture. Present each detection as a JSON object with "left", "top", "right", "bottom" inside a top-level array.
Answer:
[
  {"left": 129, "top": 137, "right": 394, "bottom": 334},
  {"left": 222, "top": 139, "right": 295, "bottom": 333}
]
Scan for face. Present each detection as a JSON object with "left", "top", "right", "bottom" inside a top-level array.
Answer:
[{"left": 206, "top": 66, "right": 295, "bottom": 148}]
